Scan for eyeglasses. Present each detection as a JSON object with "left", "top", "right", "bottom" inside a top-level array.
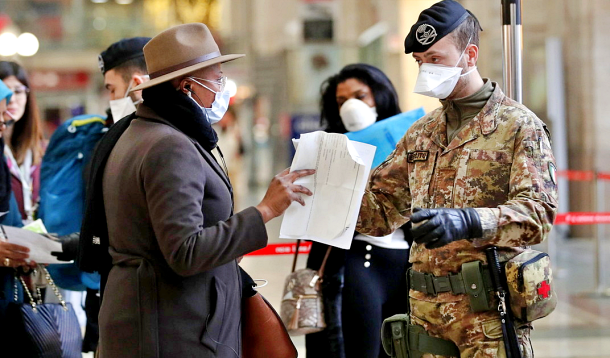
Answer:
[
  {"left": 190, "top": 76, "right": 227, "bottom": 93},
  {"left": 10, "top": 86, "right": 29, "bottom": 96}
]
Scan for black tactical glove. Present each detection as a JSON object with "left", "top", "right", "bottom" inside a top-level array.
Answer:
[
  {"left": 410, "top": 208, "right": 482, "bottom": 249},
  {"left": 51, "top": 232, "right": 81, "bottom": 261}
]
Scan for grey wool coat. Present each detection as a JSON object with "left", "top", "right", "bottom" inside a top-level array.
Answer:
[{"left": 98, "top": 104, "right": 268, "bottom": 358}]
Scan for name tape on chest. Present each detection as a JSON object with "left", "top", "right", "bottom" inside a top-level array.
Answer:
[{"left": 407, "top": 151, "right": 429, "bottom": 163}]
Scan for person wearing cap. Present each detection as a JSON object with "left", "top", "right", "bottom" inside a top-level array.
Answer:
[
  {"left": 38, "top": 37, "right": 150, "bottom": 354},
  {"left": 357, "top": 1, "right": 557, "bottom": 357},
  {"left": 98, "top": 36, "right": 151, "bottom": 122},
  {"left": 48, "top": 37, "right": 152, "bottom": 255},
  {"left": 78, "top": 23, "right": 314, "bottom": 357}
]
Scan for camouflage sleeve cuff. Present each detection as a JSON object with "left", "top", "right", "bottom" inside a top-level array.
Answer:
[{"left": 472, "top": 208, "right": 499, "bottom": 246}]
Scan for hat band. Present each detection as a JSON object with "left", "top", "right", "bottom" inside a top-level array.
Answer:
[{"left": 149, "top": 51, "right": 222, "bottom": 79}]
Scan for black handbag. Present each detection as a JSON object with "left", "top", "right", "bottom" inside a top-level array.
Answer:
[{"left": 5, "top": 267, "right": 82, "bottom": 358}]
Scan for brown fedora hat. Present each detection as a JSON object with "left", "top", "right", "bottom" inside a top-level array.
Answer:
[{"left": 131, "top": 23, "right": 244, "bottom": 92}]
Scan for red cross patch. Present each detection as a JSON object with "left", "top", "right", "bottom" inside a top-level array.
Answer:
[{"left": 538, "top": 280, "right": 551, "bottom": 299}]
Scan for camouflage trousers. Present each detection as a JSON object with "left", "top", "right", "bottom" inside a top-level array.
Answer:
[{"left": 410, "top": 296, "right": 533, "bottom": 358}]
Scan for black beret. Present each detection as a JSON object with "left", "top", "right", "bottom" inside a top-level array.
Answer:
[
  {"left": 404, "top": 0, "right": 477, "bottom": 54},
  {"left": 98, "top": 37, "right": 151, "bottom": 75}
]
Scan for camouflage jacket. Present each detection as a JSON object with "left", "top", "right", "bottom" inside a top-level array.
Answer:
[{"left": 357, "top": 84, "right": 558, "bottom": 302}]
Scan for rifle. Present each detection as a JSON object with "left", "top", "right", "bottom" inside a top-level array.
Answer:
[{"left": 485, "top": 247, "right": 522, "bottom": 358}]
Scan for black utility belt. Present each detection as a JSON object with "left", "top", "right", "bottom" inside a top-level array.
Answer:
[{"left": 408, "top": 261, "right": 494, "bottom": 312}]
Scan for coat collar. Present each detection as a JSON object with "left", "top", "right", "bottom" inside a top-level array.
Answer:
[
  {"left": 135, "top": 104, "right": 233, "bottom": 196},
  {"left": 423, "top": 82, "right": 505, "bottom": 152}
]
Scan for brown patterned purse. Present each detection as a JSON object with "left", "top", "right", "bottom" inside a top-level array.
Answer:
[{"left": 280, "top": 240, "right": 331, "bottom": 336}]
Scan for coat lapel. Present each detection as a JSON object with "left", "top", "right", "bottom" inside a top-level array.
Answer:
[
  {"left": 423, "top": 110, "right": 448, "bottom": 150},
  {"left": 444, "top": 83, "right": 504, "bottom": 153},
  {"left": 134, "top": 105, "right": 234, "bottom": 196},
  {"left": 445, "top": 115, "right": 479, "bottom": 153},
  {"left": 477, "top": 84, "right": 504, "bottom": 136}
]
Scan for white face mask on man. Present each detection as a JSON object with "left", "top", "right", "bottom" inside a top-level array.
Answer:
[
  {"left": 339, "top": 98, "right": 378, "bottom": 132},
  {"left": 186, "top": 77, "right": 230, "bottom": 125},
  {"left": 109, "top": 79, "right": 139, "bottom": 121},
  {"left": 413, "top": 37, "right": 477, "bottom": 99}
]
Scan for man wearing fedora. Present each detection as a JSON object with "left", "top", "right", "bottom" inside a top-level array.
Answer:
[{"left": 79, "top": 23, "right": 315, "bottom": 357}]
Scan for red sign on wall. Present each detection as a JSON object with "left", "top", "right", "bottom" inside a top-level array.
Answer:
[{"left": 29, "top": 70, "right": 90, "bottom": 91}]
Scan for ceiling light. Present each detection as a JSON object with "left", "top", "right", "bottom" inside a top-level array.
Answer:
[
  {"left": 17, "top": 33, "right": 39, "bottom": 57},
  {"left": 0, "top": 32, "right": 18, "bottom": 57},
  {"left": 93, "top": 17, "right": 107, "bottom": 31},
  {"left": 226, "top": 79, "right": 238, "bottom": 98}
]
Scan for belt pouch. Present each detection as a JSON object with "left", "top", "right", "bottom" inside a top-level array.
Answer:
[
  {"left": 381, "top": 314, "right": 411, "bottom": 358},
  {"left": 461, "top": 261, "right": 492, "bottom": 312}
]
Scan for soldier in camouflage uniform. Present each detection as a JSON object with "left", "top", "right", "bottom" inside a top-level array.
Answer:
[{"left": 357, "top": 1, "right": 558, "bottom": 357}]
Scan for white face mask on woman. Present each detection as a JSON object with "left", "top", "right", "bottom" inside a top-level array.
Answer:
[
  {"left": 413, "top": 37, "right": 476, "bottom": 99},
  {"left": 339, "top": 98, "right": 378, "bottom": 132},
  {"left": 187, "top": 77, "right": 230, "bottom": 125}
]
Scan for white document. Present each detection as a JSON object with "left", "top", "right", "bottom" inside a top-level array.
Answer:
[
  {"left": 2, "top": 225, "right": 67, "bottom": 264},
  {"left": 280, "top": 131, "right": 376, "bottom": 249}
]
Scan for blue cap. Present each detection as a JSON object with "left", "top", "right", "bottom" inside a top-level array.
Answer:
[
  {"left": 0, "top": 80, "right": 12, "bottom": 104},
  {"left": 404, "top": 0, "right": 479, "bottom": 54},
  {"left": 98, "top": 37, "right": 151, "bottom": 75}
]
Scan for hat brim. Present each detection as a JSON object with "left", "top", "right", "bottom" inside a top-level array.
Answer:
[{"left": 131, "top": 54, "right": 245, "bottom": 92}]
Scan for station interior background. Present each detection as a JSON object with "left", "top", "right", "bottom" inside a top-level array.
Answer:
[{"left": 1, "top": 0, "right": 609, "bottom": 357}]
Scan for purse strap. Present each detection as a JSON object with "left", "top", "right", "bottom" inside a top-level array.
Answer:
[
  {"left": 290, "top": 240, "right": 301, "bottom": 273},
  {"left": 16, "top": 266, "right": 68, "bottom": 312},
  {"left": 317, "top": 245, "right": 332, "bottom": 279},
  {"left": 290, "top": 240, "right": 332, "bottom": 277}
]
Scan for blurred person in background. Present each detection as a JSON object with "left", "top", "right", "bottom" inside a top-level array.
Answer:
[
  {"left": 0, "top": 79, "right": 39, "bottom": 341},
  {"left": 45, "top": 37, "right": 151, "bottom": 259},
  {"left": 0, "top": 61, "right": 45, "bottom": 225},
  {"left": 100, "top": 37, "right": 151, "bottom": 124},
  {"left": 42, "top": 37, "right": 151, "bottom": 354},
  {"left": 78, "top": 23, "right": 314, "bottom": 357},
  {"left": 306, "top": 63, "right": 412, "bottom": 358}
]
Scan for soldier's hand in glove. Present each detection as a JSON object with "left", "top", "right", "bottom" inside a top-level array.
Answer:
[
  {"left": 410, "top": 208, "right": 482, "bottom": 249},
  {"left": 51, "top": 232, "right": 80, "bottom": 261}
]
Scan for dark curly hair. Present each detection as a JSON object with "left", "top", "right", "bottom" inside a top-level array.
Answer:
[{"left": 319, "top": 64, "right": 401, "bottom": 134}]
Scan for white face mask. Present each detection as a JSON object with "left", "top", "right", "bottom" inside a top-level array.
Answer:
[
  {"left": 339, "top": 98, "right": 378, "bottom": 132},
  {"left": 187, "top": 77, "right": 230, "bottom": 125},
  {"left": 413, "top": 37, "right": 476, "bottom": 99},
  {"left": 109, "top": 80, "right": 138, "bottom": 122}
]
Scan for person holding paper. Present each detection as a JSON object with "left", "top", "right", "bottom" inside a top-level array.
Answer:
[
  {"left": 306, "top": 64, "right": 413, "bottom": 358},
  {"left": 357, "top": 1, "right": 557, "bottom": 357},
  {"left": 0, "top": 80, "right": 34, "bottom": 269},
  {"left": 0, "top": 80, "right": 39, "bottom": 339},
  {"left": 78, "top": 23, "right": 314, "bottom": 357}
]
